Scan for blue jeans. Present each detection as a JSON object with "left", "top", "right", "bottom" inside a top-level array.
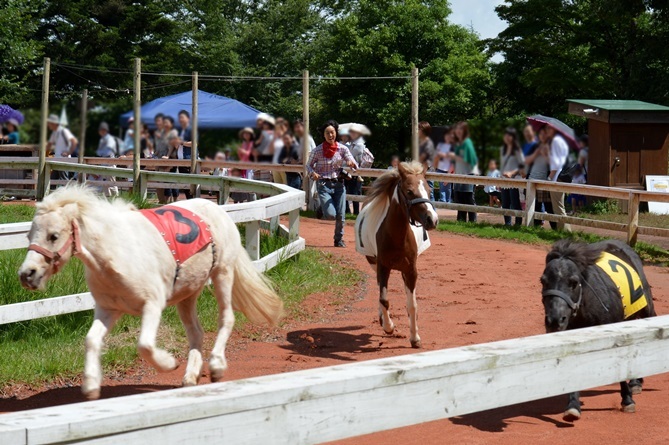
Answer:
[
  {"left": 287, "top": 174, "right": 302, "bottom": 190},
  {"left": 436, "top": 169, "right": 451, "bottom": 203},
  {"left": 317, "top": 179, "right": 346, "bottom": 242},
  {"left": 501, "top": 188, "right": 522, "bottom": 226}
]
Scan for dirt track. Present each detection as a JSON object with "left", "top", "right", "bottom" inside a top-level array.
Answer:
[{"left": 3, "top": 215, "right": 669, "bottom": 444}]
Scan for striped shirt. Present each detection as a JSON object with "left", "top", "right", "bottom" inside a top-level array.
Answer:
[{"left": 306, "top": 142, "right": 357, "bottom": 179}]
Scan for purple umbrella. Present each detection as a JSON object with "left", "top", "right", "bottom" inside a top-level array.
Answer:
[
  {"left": 0, "top": 105, "right": 14, "bottom": 122},
  {"left": 8, "top": 109, "right": 24, "bottom": 125},
  {"left": 526, "top": 114, "right": 579, "bottom": 149}
]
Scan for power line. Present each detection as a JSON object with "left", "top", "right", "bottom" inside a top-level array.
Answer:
[{"left": 52, "top": 62, "right": 412, "bottom": 81}]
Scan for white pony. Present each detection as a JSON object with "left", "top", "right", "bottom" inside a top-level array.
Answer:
[{"left": 18, "top": 185, "right": 283, "bottom": 399}]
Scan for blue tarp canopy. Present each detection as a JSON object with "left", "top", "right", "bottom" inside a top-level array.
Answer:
[{"left": 120, "top": 90, "right": 261, "bottom": 129}]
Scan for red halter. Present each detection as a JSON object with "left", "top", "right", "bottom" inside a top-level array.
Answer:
[{"left": 27, "top": 220, "right": 82, "bottom": 270}]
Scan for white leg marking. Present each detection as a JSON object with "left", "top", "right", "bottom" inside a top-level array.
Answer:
[
  {"left": 177, "top": 297, "right": 204, "bottom": 387},
  {"left": 137, "top": 302, "right": 178, "bottom": 372},
  {"left": 210, "top": 270, "right": 235, "bottom": 382},
  {"left": 405, "top": 284, "right": 421, "bottom": 348},
  {"left": 379, "top": 286, "right": 395, "bottom": 334},
  {"left": 83, "top": 307, "right": 120, "bottom": 399}
]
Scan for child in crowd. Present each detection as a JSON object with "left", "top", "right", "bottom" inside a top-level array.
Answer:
[
  {"left": 570, "top": 164, "right": 587, "bottom": 214},
  {"left": 484, "top": 159, "right": 501, "bottom": 207},
  {"left": 388, "top": 155, "right": 400, "bottom": 170}
]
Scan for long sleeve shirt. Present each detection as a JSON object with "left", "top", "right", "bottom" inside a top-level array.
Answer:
[{"left": 306, "top": 142, "right": 357, "bottom": 179}]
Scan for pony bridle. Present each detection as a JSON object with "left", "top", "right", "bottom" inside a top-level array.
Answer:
[
  {"left": 542, "top": 282, "right": 583, "bottom": 318},
  {"left": 27, "top": 220, "right": 82, "bottom": 270},
  {"left": 398, "top": 182, "right": 435, "bottom": 228}
]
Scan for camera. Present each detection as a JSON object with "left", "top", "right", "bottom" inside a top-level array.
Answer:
[{"left": 337, "top": 168, "right": 353, "bottom": 182}]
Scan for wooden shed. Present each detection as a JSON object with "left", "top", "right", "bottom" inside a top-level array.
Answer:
[{"left": 568, "top": 99, "right": 669, "bottom": 189}]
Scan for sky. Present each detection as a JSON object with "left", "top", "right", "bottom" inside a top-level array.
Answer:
[{"left": 449, "top": 0, "right": 507, "bottom": 61}]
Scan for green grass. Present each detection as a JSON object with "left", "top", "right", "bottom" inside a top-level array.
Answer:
[
  {"left": 0, "top": 204, "right": 35, "bottom": 223},
  {"left": 437, "top": 220, "right": 669, "bottom": 266}
]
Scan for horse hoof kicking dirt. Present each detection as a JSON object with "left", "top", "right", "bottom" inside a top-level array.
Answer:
[
  {"left": 354, "top": 161, "right": 439, "bottom": 348},
  {"left": 18, "top": 185, "right": 283, "bottom": 399},
  {"left": 540, "top": 239, "right": 656, "bottom": 421}
]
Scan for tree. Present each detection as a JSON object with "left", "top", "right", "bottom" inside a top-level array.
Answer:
[
  {"left": 490, "top": 0, "right": 669, "bottom": 117},
  {"left": 308, "top": 0, "right": 491, "bottom": 158},
  {"left": 0, "top": 0, "right": 42, "bottom": 104}
]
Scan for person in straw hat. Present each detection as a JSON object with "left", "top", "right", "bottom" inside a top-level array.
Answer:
[
  {"left": 46, "top": 113, "right": 78, "bottom": 181},
  {"left": 237, "top": 126, "right": 255, "bottom": 179}
]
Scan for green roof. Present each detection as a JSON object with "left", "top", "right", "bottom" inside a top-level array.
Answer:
[{"left": 568, "top": 99, "right": 669, "bottom": 111}]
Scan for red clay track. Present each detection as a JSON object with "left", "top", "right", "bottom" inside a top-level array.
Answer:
[{"left": 3, "top": 215, "right": 669, "bottom": 444}]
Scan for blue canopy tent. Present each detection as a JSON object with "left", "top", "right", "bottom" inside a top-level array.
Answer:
[{"left": 120, "top": 90, "right": 261, "bottom": 129}]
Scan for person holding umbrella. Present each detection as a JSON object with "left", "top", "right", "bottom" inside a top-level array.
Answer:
[
  {"left": 527, "top": 115, "right": 577, "bottom": 232},
  {"left": 2, "top": 118, "right": 20, "bottom": 144}
]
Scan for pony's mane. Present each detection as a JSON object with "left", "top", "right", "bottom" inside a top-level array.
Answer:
[
  {"left": 546, "top": 239, "right": 602, "bottom": 270},
  {"left": 36, "top": 184, "right": 136, "bottom": 216},
  {"left": 365, "top": 161, "right": 424, "bottom": 204}
]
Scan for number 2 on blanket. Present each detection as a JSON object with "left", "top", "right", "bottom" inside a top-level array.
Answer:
[
  {"left": 608, "top": 259, "right": 644, "bottom": 305},
  {"left": 155, "top": 209, "right": 200, "bottom": 244}
]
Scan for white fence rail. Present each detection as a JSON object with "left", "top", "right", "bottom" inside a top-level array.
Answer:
[
  {"left": 1, "top": 315, "right": 668, "bottom": 444},
  {"left": 0, "top": 174, "right": 305, "bottom": 326},
  {"left": 4, "top": 156, "right": 669, "bottom": 245}
]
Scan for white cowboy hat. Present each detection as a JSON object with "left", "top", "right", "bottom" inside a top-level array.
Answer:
[
  {"left": 256, "top": 112, "right": 276, "bottom": 126},
  {"left": 340, "top": 122, "right": 371, "bottom": 136}
]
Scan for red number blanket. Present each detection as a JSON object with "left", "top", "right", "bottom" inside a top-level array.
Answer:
[{"left": 140, "top": 206, "right": 213, "bottom": 265}]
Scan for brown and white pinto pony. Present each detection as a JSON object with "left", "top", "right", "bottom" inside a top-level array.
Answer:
[{"left": 355, "top": 161, "right": 439, "bottom": 348}]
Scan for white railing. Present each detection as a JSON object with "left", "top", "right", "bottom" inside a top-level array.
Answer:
[
  {"left": 3, "top": 156, "right": 669, "bottom": 245},
  {"left": 0, "top": 315, "right": 668, "bottom": 444},
  {"left": 0, "top": 169, "right": 305, "bottom": 325}
]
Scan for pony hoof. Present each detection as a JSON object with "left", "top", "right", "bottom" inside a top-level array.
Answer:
[
  {"left": 563, "top": 408, "right": 581, "bottom": 422},
  {"left": 410, "top": 340, "right": 422, "bottom": 349},
  {"left": 622, "top": 403, "right": 636, "bottom": 413},
  {"left": 83, "top": 388, "right": 100, "bottom": 401},
  {"left": 182, "top": 376, "right": 199, "bottom": 387},
  {"left": 210, "top": 371, "right": 225, "bottom": 383},
  {"left": 630, "top": 385, "right": 642, "bottom": 395}
]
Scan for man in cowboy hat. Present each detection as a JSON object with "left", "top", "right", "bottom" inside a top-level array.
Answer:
[
  {"left": 345, "top": 123, "right": 372, "bottom": 215},
  {"left": 46, "top": 113, "right": 78, "bottom": 181}
]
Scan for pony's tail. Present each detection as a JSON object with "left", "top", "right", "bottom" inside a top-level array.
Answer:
[{"left": 232, "top": 250, "right": 284, "bottom": 326}]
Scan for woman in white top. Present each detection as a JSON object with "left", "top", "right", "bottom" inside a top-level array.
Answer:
[{"left": 434, "top": 126, "right": 454, "bottom": 203}]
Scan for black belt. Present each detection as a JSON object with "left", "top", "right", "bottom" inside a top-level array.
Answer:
[{"left": 318, "top": 178, "right": 344, "bottom": 183}]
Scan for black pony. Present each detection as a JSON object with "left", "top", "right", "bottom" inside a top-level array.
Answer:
[{"left": 541, "top": 239, "right": 656, "bottom": 422}]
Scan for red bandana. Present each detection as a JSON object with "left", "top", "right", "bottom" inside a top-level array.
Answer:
[{"left": 322, "top": 141, "right": 338, "bottom": 159}]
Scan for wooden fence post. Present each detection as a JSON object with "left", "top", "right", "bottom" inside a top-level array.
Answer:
[
  {"left": 218, "top": 177, "right": 230, "bottom": 205},
  {"left": 37, "top": 57, "right": 51, "bottom": 200},
  {"left": 628, "top": 191, "right": 640, "bottom": 246},
  {"left": 411, "top": 67, "right": 419, "bottom": 162},
  {"left": 77, "top": 89, "right": 88, "bottom": 184},
  {"left": 246, "top": 220, "right": 260, "bottom": 260},
  {"left": 132, "top": 58, "right": 141, "bottom": 191},
  {"left": 289, "top": 208, "right": 300, "bottom": 242},
  {"left": 302, "top": 70, "right": 310, "bottom": 206},
  {"left": 524, "top": 180, "right": 536, "bottom": 226},
  {"left": 191, "top": 72, "right": 200, "bottom": 198}
]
